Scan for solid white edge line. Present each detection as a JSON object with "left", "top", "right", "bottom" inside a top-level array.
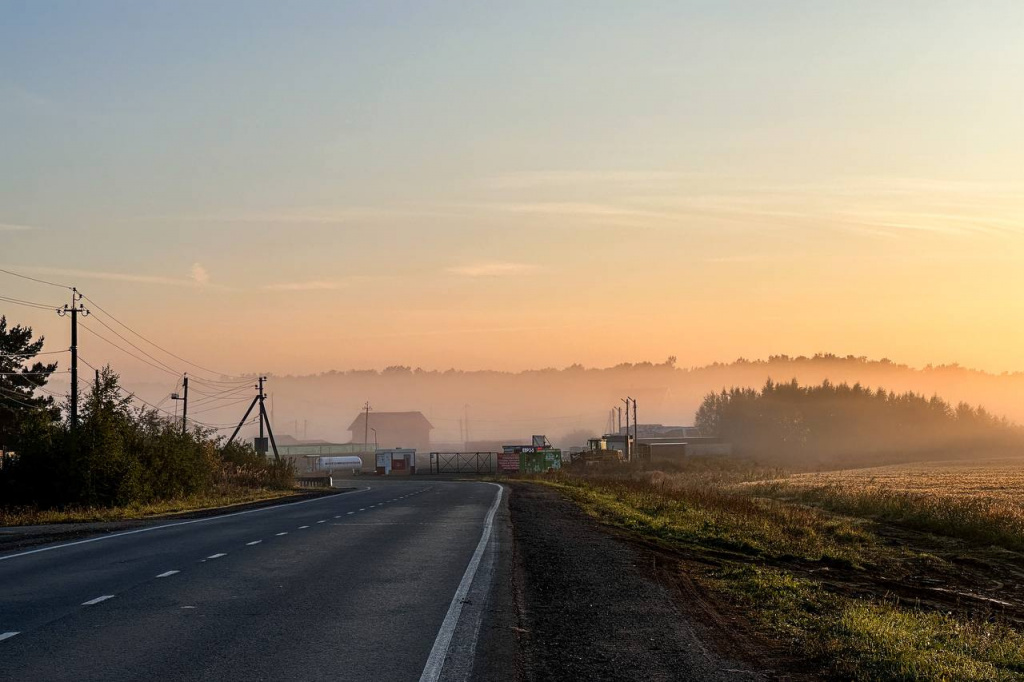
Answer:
[
  {"left": 156, "top": 570, "right": 179, "bottom": 578},
  {"left": 82, "top": 595, "right": 115, "bottom": 606},
  {"left": 0, "top": 487, "right": 375, "bottom": 563},
  {"left": 418, "top": 482, "right": 503, "bottom": 682},
  {"left": 0, "top": 632, "right": 20, "bottom": 641}
]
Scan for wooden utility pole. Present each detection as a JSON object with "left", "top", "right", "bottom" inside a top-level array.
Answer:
[
  {"left": 633, "top": 398, "right": 639, "bottom": 461},
  {"left": 171, "top": 375, "right": 189, "bottom": 434},
  {"left": 622, "top": 397, "right": 631, "bottom": 461},
  {"left": 227, "top": 376, "right": 279, "bottom": 459},
  {"left": 363, "top": 401, "right": 371, "bottom": 448},
  {"left": 58, "top": 288, "right": 89, "bottom": 432}
]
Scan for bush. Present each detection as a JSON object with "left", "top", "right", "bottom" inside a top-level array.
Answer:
[{"left": 0, "top": 366, "right": 294, "bottom": 511}]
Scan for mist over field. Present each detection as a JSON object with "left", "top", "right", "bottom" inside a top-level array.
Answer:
[{"left": 140, "top": 354, "right": 1024, "bottom": 451}]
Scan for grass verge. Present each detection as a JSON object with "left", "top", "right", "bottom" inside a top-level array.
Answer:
[
  {"left": 0, "top": 488, "right": 303, "bottom": 526},
  {"left": 536, "top": 472, "right": 1024, "bottom": 680}
]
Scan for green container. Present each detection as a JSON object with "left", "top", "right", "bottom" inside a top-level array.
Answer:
[{"left": 519, "top": 449, "right": 562, "bottom": 473}]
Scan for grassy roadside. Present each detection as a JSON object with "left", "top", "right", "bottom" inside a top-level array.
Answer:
[
  {"left": 0, "top": 488, "right": 305, "bottom": 526},
  {"left": 537, "top": 472, "right": 1024, "bottom": 681}
]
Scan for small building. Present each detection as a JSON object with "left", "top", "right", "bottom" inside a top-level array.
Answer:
[
  {"left": 640, "top": 437, "right": 733, "bottom": 462},
  {"left": 349, "top": 411, "right": 433, "bottom": 453},
  {"left": 375, "top": 448, "right": 417, "bottom": 475}
]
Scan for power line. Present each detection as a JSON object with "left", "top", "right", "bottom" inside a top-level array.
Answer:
[
  {"left": 0, "top": 295, "right": 60, "bottom": 310},
  {"left": 0, "top": 267, "right": 73, "bottom": 290},
  {"left": 79, "top": 293, "right": 246, "bottom": 382},
  {"left": 87, "top": 314, "right": 181, "bottom": 375},
  {"left": 77, "top": 322, "right": 180, "bottom": 377},
  {"left": 0, "top": 350, "right": 69, "bottom": 357},
  {"left": 0, "top": 389, "right": 45, "bottom": 409}
]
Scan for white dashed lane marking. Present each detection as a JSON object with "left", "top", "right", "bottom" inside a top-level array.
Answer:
[
  {"left": 276, "top": 532, "right": 287, "bottom": 536},
  {"left": 347, "top": 512, "right": 355, "bottom": 515},
  {"left": 298, "top": 525, "right": 310, "bottom": 529},
  {"left": 246, "top": 540, "right": 262, "bottom": 546},
  {"left": 0, "top": 632, "right": 20, "bottom": 642},
  {"left": 207, "top": 553, "right": 227, "bottom": 560},
  {"left": 82, "top": 595, "right": 115, "bottom": 606},
  {"left": 156, "top": 570, "right": 179, "bottom": 578},
  {"left": 359, "top": 508, "right": 365, "bottom": 511},
  {"left": 317, "top": 520, "right": 326, "bottom": 524}
]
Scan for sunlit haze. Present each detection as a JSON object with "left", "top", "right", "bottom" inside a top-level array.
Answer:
[{"left": 4, "top": 1, "right": 1024, "bottom": 387}]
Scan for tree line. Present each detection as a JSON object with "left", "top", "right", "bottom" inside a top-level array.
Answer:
[
  {"left": 0, "top": 316, "right": 292, "bottom": 511},
  {"left": 695, "top": 378, "right": 1024, "bottom": 469}
]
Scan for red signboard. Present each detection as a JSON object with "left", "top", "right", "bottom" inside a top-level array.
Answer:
[{"left": 497, "top": 451, "right": 520, "bottom": 473}]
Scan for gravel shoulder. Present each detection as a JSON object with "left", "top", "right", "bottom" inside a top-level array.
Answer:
[{"left": 474, "top": 482, "right": 771, "bottom": 681}]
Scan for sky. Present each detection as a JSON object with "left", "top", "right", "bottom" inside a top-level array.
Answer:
[{"left": 2, "top": 0, "right": 1024, "bottom": 386}]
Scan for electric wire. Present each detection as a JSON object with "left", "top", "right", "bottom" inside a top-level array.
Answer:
[
  {"left": 0, "top": 350, "right": 69, "bottom": 357},
  {"left": 86, "top": 315, "right": 182, "bottom": 375},
  {"left": 79, "top": 293, "right": 249, "bottom": 382},
  {"left": 77, "top": 322, "right": 180, "bottom": 377},
  {"left": 0, "top": 267, "right": 73, "bottom": 290},
  {"left": 0, "top": 295, "right": 60, "bottom": 310}
]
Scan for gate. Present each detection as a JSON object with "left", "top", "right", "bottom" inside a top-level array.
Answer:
[{"left": 428, "top": 452, "right": 496, "bottom": 475}]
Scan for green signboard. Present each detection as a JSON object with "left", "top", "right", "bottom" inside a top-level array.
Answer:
[{"left": 519, "top": 449, "right": 562, "bottom": 473}]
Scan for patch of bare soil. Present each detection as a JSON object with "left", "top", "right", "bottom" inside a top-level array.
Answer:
[
  {"left": 783, "top": 523, "right": 1024, "bottom": 627},
  {"left": 504, "top": 483, "right": 806, "bottom": 681}
]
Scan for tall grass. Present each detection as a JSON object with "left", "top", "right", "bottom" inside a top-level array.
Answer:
[
  {"left": 749, "top": 479, "right": 1024, "bottom": 552},
  {"left": 549, "top": 467, "right": 876, "bottom": 565}
]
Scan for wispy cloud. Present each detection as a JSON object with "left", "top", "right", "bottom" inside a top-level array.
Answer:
[
  {"left": 482, "top": 170, "right": 697, "bottom": 190},
  {"left": 0, "top": 223, "right": 36, "bottom": 231},
  {"left": 190, "top": 263, "right": 210, "bottom": 285},
  {"left": 15, "top": 265, "right": 232, "bottom": 289},
  {"left": 142, "top": 206, "right": 461, "bottom": 225},
  {"left": 446, "top": 262, "right": 539, "bottom": 277},
  {"left": 261, "top": 280, "right": 350, "bottom": 291}
]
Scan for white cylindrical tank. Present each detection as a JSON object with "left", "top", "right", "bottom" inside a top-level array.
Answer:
[{"left": 317, "top": 456, "right": 363, "bottom": 473}]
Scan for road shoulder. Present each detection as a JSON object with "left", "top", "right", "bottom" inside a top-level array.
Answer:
[
  {"left": 0, "top": 488, "right": 349, "bottom": 553},
  {"left": 474, "top": 482, "right": 771, "bottom": 681}
]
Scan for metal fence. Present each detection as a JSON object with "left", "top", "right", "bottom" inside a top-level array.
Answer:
[
  {"left": 295, "top": 474, "right": 334, "bottom": 488},
  {"left": 427, "top": 452, "right": 496, "bottom": 475}
]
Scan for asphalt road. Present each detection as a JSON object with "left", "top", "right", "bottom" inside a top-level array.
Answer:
[{"left": 0, "top": 480, "right": 504, "bottom": 682}]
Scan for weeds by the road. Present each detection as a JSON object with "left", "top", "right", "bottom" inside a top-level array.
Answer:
[
  {"left": 537, "top": 463, "right": 1024, "bottom": 680},
  {"left": 717, "top": 564, "right": 1024, "bottom": 681},
  {"left": 0, "top": 488, "right": 301, "bottom": 526},
  {"left": 551, "top": 472, "right": 876, "bottom": 566}
]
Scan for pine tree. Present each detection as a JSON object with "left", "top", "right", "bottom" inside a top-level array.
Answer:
[{"left": 0, "top": 316, "right": 60, "bottom": 453}]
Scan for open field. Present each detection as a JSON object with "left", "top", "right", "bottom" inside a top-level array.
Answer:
[
  {"left": 538, "top": 459, "right": 1024, "bottom": 680},
  {"left": 750, "top": 458, "right": 1024, "bottom": 552}
]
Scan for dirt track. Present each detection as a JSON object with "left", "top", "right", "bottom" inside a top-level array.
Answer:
[{"left": 475, "top": 483, "right": 770, "bottom": 681}]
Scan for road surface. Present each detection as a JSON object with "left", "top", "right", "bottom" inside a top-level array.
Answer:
[{"left": 0, "top": 480, "right": 504, "bottom": 682}]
